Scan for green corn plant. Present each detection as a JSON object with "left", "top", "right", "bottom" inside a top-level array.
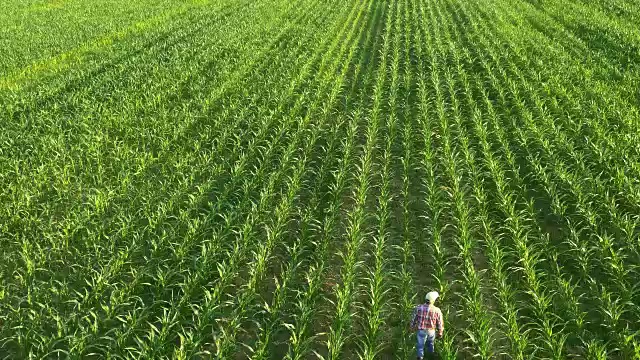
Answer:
[
  {"left": 584, "top": 338, "right": 609, "bottom": 360},
  {"left": 391, "top": 0, "right": 420, "bottom": 357},
  {"left": 413, "top": 1, "right": 458, "bottom": 358},
  {"left": 284, "top": 3, "right": 389, "bottom": 359},
  {"left": 446, "top": 41, "right": 500, "bottom": 360},
  {"left": 214, "top": 2, "right": 377, "bottom": 348},
  {"left": 284, "top": 115, "right": 358, "bottom": 360},
  {"left": 250, "top": 113, "right": 345, "bottom": 360},
  {"left": 325, "top": 105, "right": 377, "bottom": 359},
  {"left": 97, "top": 0, "right": 352, "bottom": 354},
  {"left": 452, "top": 3, "right": 596, "bottom": 358},
  {"left": 322, "top": 0, "right": 394, "bottom": 357},
  {"left": 182, "top": 0, "right": 375, "bottom": 355},
  {"left": 1, "top": 0, "right": 330, "bottom": 354},
  {"left": 465, "top": 75, "right": 532, "bottom": 360},
  {"left": 497, "top": 57, "right": 640, "bottom": 356},
  {"left": 357, "top": 0, "right": 406, "bottom": 356}
]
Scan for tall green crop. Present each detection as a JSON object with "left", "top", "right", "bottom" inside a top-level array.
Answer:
[{"left": 2, "top": 0, "right": 640, "bottom": 358}]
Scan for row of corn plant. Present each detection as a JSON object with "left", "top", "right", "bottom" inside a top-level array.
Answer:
[
  {"left": 461, "top": 1, "right": 640, "bottom": 356},
  {"left": 391, "top": 0, "right": 419, "bottom": 357},
  {"left": 465, "top": 84, "right": 530, "bottom": 360},
  {"left": 438, "top": 72, "right": 482, "bottom": 358},
  {"left": 355, "top": 0, "right": 404, "bottom": 356},
  {"left": 322, "top": 104, "right": 373, "bottom": 359},
  {"left": 1, "top": 0, "right": 344, "bottom": 358},
  {"left": 430, "top": 33, "right": 466, "bottom": 360},
  {"left": 154, "top": 0, "right": 372, "bottom": 357},
  {"left": 485, "top": 0, "right": 640, "bottom": 222},
  {"left": 416, "top": 0, "right": 448, "bottom": 309},
  {"left": 474, "top": 80, "right": 552, "bottom": 359},
  {"left": 356, "top": 91, "right": 393, "bottom": 359},
  {"left": 68, "top": 1, "right": 331, "bottom": 352},
  {"left": 321, "top": 0, "right": 396, "bottom": 356},
  {"left": 488, "top": 0, "right": 640, "bottom": 295},
  {"left": 428, "top": 7, "right": 479, "bottom": 345},
  {"left": 0, "top": 0, "right": 312, "bottom": 356},
  {"left": 458, "top": 86, "right": 526, "bottom": 359},
  {"left": 449, "top": 2, "right": 597, "bottom": 358},
  {"left": 393, "top": 2, "right": 432, "bottom": 358},
  {"left": 248, "top": 103, "right": 347, "bottom": 360},
  {"left": 210, "top": 0, "right": 379, "bottom": 354},
  {"left": 411, "top": 0, "right": 459, "bottom": 357},
  {"left": 440, "top": 15, "right": 501, "bottom": 357},
  {"left": 429, "top": 0, "right": 504, "bottom": 357},
  {"left": 458, "top": 87, "right": 515, "bottom": 360},
  {"left": 282, "top": 0, "right": 389, "bottom": 357}
]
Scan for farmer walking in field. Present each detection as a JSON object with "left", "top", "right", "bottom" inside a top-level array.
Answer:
[{"left": 410, "top": 291, "right": 444, "bottom": 360}]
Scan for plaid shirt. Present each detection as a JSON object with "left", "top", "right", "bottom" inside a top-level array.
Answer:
[{"left": 411, "top": 303, "right": 444, "bottom": 335}]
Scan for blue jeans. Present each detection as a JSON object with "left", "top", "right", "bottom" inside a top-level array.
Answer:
[{"left": 417, "top": 329, "right": 435, "bottom": 358}]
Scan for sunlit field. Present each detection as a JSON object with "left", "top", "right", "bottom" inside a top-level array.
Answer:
[{"left": 1, "top": 0, "right": 640, "bottom": 358}]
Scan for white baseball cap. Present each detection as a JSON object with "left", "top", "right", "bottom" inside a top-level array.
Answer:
[{"left": 425, "top": 291, "right": 439, "bottom": 303}]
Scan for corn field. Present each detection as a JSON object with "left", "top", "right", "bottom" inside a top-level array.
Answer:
[{"left": 1, "top": 0, "right": 640, "bottom": 358}]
